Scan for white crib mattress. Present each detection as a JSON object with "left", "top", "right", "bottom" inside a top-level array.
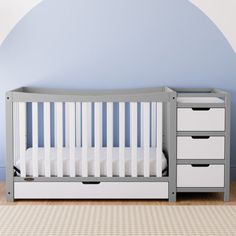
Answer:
[{"left": 16, "top": 147, "right": 167, "bottom": 177}]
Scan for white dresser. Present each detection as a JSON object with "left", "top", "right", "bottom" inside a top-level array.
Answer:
[{"left": 175, "top": 89, "right": 230, "bottom": 201}]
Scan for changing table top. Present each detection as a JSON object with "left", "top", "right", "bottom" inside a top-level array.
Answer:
[{"left": 177, "top": 97, "right": 224, "bottom": 104}]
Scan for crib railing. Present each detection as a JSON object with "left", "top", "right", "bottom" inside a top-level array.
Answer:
[
  {"left": 13, "top": 101, "right": 163, "bottom": 178},
  {"left": 7, "top": 87, "right": 176, "bottom": 181}
]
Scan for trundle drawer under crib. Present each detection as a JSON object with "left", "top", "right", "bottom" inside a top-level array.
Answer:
[{"left": 14, "top": 182, "right": 169, "bottom": 199}]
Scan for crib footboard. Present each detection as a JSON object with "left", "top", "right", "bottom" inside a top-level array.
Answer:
[{"left": 6, "top": 87, "right": 177, "bottom": 201}]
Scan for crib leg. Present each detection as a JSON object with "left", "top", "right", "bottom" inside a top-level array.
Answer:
[
  {"left": 6, "top": 92, "right": 14, "bottom": 202},
  {"left": 168, "top": 96, "right": 177, "bottom": 203},
  {"left": 6, "top": 182, "right": 14, "bottom": 202},
  {"left": 224, "top": 192, "right": 230, "bottom": 202},
  {"left": 224, "top": 187, "right": 230, "bottom": 202},
  {"left": 168, "top": 191, "right": 176, "bottom": 202}
]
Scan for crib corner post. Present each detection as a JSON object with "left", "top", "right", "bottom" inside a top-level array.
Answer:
[
  {"left": 224, "top": 91, "right": 231, "bottom": 202},
  {"left": 5, "top": 92, "right": 14, "bottom": 202},
  {"left": 168, "top": 92, "right": 177, "bottom": 202}
]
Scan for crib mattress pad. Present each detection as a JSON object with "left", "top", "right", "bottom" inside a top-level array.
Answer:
[{"left": 16, "top": 147, "right": 167, "bottom": 177}]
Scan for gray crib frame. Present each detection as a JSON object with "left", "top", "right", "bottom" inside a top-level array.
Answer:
[
  {"left": 5, "top": 87, "right": 231, "bottom": 202},
  {"left": 6, "top": 87, "right": 177, "bottom": 202}
]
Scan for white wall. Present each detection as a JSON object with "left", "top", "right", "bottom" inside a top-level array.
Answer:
[
  {"left": 189, "top": 0, "right": 236, "bottom": 53},
  {"left": 0, "top": 0, "right": 41, "bottom": 45}
]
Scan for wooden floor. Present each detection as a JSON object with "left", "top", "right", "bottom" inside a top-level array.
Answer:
[{"left": 1, "top": 182, "right": 236, "bottom": 205}]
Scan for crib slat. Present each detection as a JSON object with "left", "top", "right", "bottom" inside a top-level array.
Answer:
[
  {"left": 119, "top": 102, "right": 125, "bottom": 177},
  {"left": 151, "top": 102, "right": 157, "bottom": 147},
  {"left": 32, "top": 102, "right": 38, "bottom": 177},
  {"left": 55, "top": 102, "right": 63, "bottom": 177},
  {"left": 141, "top": 103, "right": 144, "bottom": 147},
  {"left": 130, "top": 102, "right": 137, "bottom": 177},
  {"left": 19, "top": 102, "right": 26, "bottom": 177},
  {"left": 68, "top": 103, "right": 76, "bottom": 177},
  {"left": 54, "top": 104, "right": 57, "bottom": 147},
  {"left": 76, "top": 102, "right": 81, "bottom": 147},
  {"left": 94, "top": 102, "right": 102, "bottom": 177},
  {"left": 44, "top": 102, "right": 51, "bottom": 177},
  {"left": 32, "top": 103, "right": 38, "bottom": 148},
  {"left": 65, "top": 103, "right": 69, "bottom": 147},
  {"left": 87, "top": 102, "right": 92, "bottom": 147},
  {"left": 82, "top": 102, "right": 89, "bottom": 177},
  {"left": 156, "top": 102, "right": 163, "bottom": 177},
  {"left": 107, "top": 102, "right": 113, "bottom": 177},
  {"left": 143, "top": 102, "right": 150, "bottom": 177}
]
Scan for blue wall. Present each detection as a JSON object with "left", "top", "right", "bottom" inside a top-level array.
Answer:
[{"left": 0, "top": 0, "right": 236, "bottom": 179}]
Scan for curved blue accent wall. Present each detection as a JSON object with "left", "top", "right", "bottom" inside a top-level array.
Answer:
[{"left": 0, "top": 0, "right": 236, "bottom": 179}]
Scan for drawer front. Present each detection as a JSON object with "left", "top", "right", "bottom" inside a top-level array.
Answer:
[
  {"left": 177, "top": 164, "right": 224, "bottom": 187},
  {"left": 177, "top": 136, "right": 225, "bottom": 159},
  {"left": 14, "top": 182, "right": 169, "bottom": 199},
  {"left": 177, "top": 108, "right": 225, "bottom": 131}
]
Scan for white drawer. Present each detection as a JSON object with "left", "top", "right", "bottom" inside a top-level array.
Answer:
[
  {"left": 177, "top": 108, "right": 225, "bottom": 131},
  {"left": 177, "top": 136, "right": 225, "bottom": 159},
  {"left": 177, "top": 164, "right": 224, "bottom": 187},
  {"left": 14, "top": 182, "right": 169, "bottom": 199}
]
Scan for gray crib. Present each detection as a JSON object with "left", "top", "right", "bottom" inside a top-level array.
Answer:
[{"left": 5, "top": 87, "right": 230, "bottom": 201}]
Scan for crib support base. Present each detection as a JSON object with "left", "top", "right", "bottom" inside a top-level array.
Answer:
[{"left": 14, "top": 182, "right": 169, "bottom": 199}]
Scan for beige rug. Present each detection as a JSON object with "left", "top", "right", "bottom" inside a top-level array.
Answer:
[{"left": 0, "top": 205, "right": 235, "bottom": 235}]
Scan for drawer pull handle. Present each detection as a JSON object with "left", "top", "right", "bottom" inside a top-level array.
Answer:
[
  {"left": 191, "top": 136, "right": 210, "bottom": 139},
  {"left": 82, "top": 181, "right": 101, "bottom": 185},
  {"left": 192, "top": 108, "right": 210, "bottom": 111},
  {"left": 191, "top": 164, "right": 210, "bottom": 167},
  {"left": 24, "top": 177, "right": 34, "bottom": 181}
]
